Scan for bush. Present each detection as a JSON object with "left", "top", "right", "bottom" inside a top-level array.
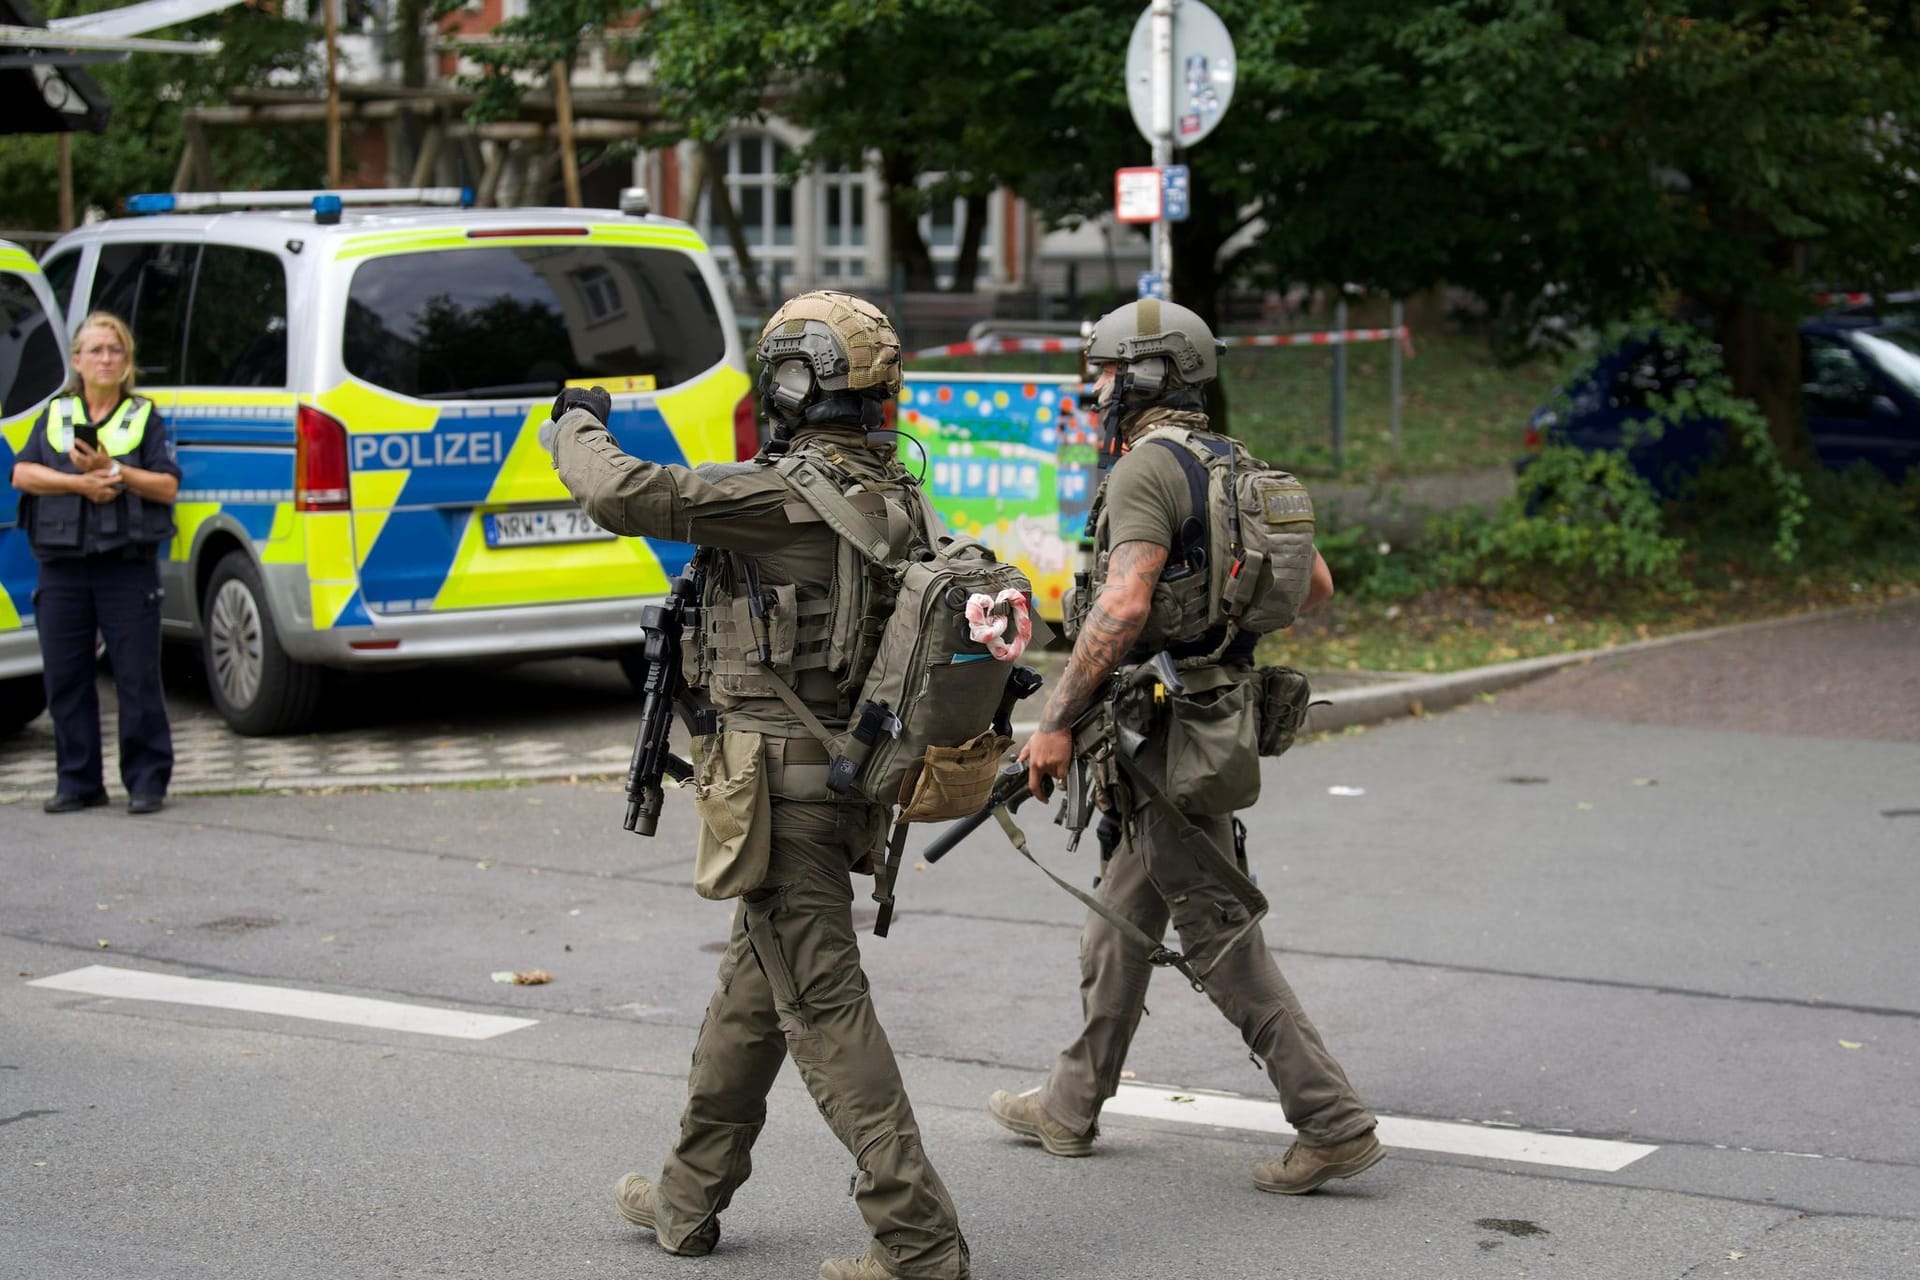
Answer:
[
  {"left": 1313, "top": 520, "right": 1440, "bottom": 602},
  {"left": 1428, "top": 445, "right": 1685, "bottom": 597},
  {"left": 1678, "top": 458, "right": 1920, "bottom": 571}
]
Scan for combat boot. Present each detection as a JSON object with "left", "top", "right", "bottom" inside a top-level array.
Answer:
[
  {"left": 986, "top": 1088, "right": 1095, "bottom": 1157},
  {"left": 613, "top": 1173, "right": 720, "bottom": 1256},
  {"left": 1252, "top": 1130, "right": 1386, "bottom": 1194},
  {"left": 821, "top": 1246, "right": 940, "bottom": 1279}
]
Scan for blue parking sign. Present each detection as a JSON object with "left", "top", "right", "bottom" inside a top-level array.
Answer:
[
  {"left": 1162, "top": 165, "right": 1191, "bottom": 222},
  {"left": 1137, "top": 272, "right": 1168, "bottom": 300}
]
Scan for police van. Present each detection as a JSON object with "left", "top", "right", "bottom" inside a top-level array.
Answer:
[
  {"left": 0, "top": 238, "right": 68, "bottom": 735},
  {"left": 36, "top": 188, "right": 754, "bottom": 734}
]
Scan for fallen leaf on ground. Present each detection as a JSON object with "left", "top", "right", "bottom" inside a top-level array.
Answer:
[
  {"left": 1633, "top": 778, "right": 1658, "bottom": 787},
  {"left": 491, "top": 969, "right": 554, "bottom": 985},
  {"left": 1839, "top": 1040, "right": 1863, "bottom": 1049}
]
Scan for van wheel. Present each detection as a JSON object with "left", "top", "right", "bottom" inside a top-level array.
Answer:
[
  {"left": 202, "top": 551, "right": 324, "bottom": 736},
  {"left": 0, "top": 673, "right": 46, "bottom": 736}
]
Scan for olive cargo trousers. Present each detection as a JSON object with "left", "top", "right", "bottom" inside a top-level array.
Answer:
[
  {"left": 1037, "top": 801, "right": 1376, "bottom": 1147},
  {"left": 651, "top": 798, "right": 969, "bottom": 1279}
]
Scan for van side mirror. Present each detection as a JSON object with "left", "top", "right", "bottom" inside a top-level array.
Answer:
[{"left": 1872, "top": 394, "right": 1900, "bottom": 418}]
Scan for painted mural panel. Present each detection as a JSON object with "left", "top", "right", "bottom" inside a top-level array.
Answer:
[{"left": 896, "top": 373, "right": 1096, "bottom": 621}]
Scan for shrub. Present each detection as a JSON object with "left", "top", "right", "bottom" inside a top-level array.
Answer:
[{"left": 1429, "top": 445, "right": 1685, "bottom": 597}]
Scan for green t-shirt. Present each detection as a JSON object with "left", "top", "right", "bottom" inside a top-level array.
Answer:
[{"left": 1103, "top": 436, "right": 1199, "bottom": 551}]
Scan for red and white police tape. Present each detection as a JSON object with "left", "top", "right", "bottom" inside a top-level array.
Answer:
[{"left": 908, "top": 325, "right": 1415, "bottom": 361}]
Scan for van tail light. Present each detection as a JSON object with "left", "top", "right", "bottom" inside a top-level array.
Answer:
[
  {"left": 733, "top": 389, "right": 761, "bottom": 461},
  {"left": 1523, "top": 424, "right": 1542, "bottom": 451},
  {"left": 296, "top": 404, "right": 352, "bottom": 511}
]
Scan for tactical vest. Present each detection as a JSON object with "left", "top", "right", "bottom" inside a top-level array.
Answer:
[
  {"left": 27, "top": 395, "right": 174, "bottom": 558},
  {"left": 47, "top": 395, "right": 153, "bottom": 456},
  {"left": 1076, "top": 423, "right": 1317, "bottom": 664},
  {"left": 690, "top": 438, "right": 936, "bottom": 727},
  {"left": 689, "top": 434, "right": 1035, "bottom": 822}
]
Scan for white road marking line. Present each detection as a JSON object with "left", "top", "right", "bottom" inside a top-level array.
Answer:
[
  {"left": 1105, "top": 1083, "right": 1657, "bottom": 1173},
  {"left": 28, "top": 965, "right": 538, "bottom": 1041}
]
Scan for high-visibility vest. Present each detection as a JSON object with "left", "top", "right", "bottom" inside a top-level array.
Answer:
[{"left": 46, "top": 395, "right": 153, "bottom": 457}]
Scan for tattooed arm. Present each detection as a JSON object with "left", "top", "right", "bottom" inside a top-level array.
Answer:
[{"left": 1019, "top": 539, "right": 1169, "bottom": 799}]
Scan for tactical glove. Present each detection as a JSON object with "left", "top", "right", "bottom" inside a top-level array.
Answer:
[{"left": 551, "top": 385, "right": 612, "bottom": 426}]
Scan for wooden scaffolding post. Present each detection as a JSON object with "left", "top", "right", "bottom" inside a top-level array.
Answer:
[{"left": 552, "top": 59, "right": 581, "bottom": 207}]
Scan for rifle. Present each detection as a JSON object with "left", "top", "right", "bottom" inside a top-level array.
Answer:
[{"left": 623, "top": 551, "right": 716, "bottom": 836}]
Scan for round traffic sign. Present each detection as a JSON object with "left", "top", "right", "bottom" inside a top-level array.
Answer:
[{"left": 1125, "top": 0, "right": 1237, "bottom": 149}]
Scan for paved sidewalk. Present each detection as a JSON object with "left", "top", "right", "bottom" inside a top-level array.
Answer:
[{"left": 3, "top": 595, "right": 1913, "bottom": 803}]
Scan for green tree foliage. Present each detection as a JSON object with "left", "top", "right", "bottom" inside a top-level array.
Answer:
[
  {"left": 1246, "top": 1, "right": 1920, "bottom": 464},
  {"left": 0, "top": 1, "right": 320, "bottom": 230}
]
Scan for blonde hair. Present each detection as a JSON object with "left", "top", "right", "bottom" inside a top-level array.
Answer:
[{"left": 67, "top": 311, "right": 138, "bottom": 399}]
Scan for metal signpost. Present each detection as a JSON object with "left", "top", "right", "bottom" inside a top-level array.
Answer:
[{"left": 1123, "top": 0, "right": 1235, "bottom": 301}]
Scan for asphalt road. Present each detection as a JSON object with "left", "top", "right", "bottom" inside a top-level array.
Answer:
[{"left": 4, "top": 604, "right": 1917, "bottom": 1279}]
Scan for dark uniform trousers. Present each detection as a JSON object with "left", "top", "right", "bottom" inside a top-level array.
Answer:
[
  {"left": 35, "top": 554, "right": 173, "bottom": 797},
  {"left": 1037, "top": 783, "right": 1376, "bottom": 1148},
  {"left": 653, "top": 794, "right": 969, "bottom": 1280}
]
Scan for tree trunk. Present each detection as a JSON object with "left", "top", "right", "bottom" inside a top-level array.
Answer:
[
  {"left": 395, "top": 0, "right": 427, "bottom": 89},
  {"left": 1717, "top": 296, "right": 1811, "bottom": 471},
  {"left": 702, "top": 141, "right": 766, "bottom": 311},
  {"left": 950, "top": 190, "right": 988, "bottom": 294},
  {"left": 883, "top": 149, "right": 939, "bottom": 292}
]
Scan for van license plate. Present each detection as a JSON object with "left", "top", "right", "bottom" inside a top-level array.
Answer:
[{"left": 484, "top": 508, "right": 616, "bottom": 548}]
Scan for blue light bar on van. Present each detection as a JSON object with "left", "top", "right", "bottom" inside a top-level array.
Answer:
[
  {"left": 122, "top": 188, "right": 477, "bottom": 216},
  {"left": 313, "top": 194, "right": 343, "bottom": 225}
]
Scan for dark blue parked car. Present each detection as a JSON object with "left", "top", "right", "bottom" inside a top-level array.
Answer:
[{"left": 1523, "top": 318, "right": 1920, "bottom": 490}]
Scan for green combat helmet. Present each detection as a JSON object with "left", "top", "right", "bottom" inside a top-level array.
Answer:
[
  {"left": 1082, "top": 297, "right": 1225, "bottom": 462},
  {"left": 755, "top": 290, "right": 903, "bottom": 440}
]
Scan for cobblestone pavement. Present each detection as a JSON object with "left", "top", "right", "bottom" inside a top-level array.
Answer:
[{"left": 0, "top": 655, "right": 647, "bottom": 803}]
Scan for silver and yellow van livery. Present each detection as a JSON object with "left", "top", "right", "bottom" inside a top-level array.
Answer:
[
  {"left": 0, "top": 238, "right": 69, "bottom": 734},
  {"left": 40, "top": 190, "right": 755, "bottom": 733}
]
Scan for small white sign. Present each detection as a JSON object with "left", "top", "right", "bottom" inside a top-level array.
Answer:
[{"left": 1115, "top": 167, "right": 1163, "bottom": 223}]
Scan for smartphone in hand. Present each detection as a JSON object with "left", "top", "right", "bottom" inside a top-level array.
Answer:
[{"left": 72, "top": 423, "right": 101, "bottom": 451}]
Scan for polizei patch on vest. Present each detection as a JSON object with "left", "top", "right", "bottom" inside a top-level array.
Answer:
[{"left": 1260, "top": 485, "right": 1314, "bottom": 526}]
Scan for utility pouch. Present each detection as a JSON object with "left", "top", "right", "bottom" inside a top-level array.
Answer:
[
  {"left": 31, "top": 493, "right": 84, "bottom": 550},
  {"left": 691, "top": 731, "right": 772, "bottom": 900},
  {"left": 896, "top": 730, "right": 1013, "bottom": 823},
  {"left": 1255, "top": 665, "right": 1312, "bottom": 758},
  {"left": 1163, "top": 679, "right": 1262, "bottom": 812}
]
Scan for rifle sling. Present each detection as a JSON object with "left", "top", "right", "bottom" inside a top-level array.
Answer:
[
  {"left": 871, "top": 817, "right": 914, "bottom": 938},
  {"left": 989, "top": 806, "right": 1208, "bottom": 992},
  {"left": 1110, "top": 751, "right": 1271, "bottom": 976}
]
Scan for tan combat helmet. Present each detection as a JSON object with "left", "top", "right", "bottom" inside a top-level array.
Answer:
[
  {"left": 756, "top": 290, "right": 903, "bottom": 424},
  {"left": 1082, "top": 297, "right": 1222, "bottom": 400}
]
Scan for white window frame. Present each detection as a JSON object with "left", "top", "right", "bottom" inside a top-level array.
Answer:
[{"left": 696, "top": 133, "right": 799, "bottom": 289}]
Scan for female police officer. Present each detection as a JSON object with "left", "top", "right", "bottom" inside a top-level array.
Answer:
[{"left": 8, "top": 310, "right": 179, "bottom": 814}]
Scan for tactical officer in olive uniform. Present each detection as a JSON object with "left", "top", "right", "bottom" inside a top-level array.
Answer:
[
  {"left": 986, "top": 299, "right": 1385, "bottom": 1194},
  {"left": 546, "top": 292, "right": 968, "bottom": 1280}
]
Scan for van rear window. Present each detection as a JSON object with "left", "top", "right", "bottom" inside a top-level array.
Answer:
[
  {"left": 343, "top": 244, "right": 726, "bottom": 400},
  {"left": 0, "top": 272, "right": 65, "bottom": 416}
]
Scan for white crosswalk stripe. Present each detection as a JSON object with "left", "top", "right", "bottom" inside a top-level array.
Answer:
[{"left": 1104, "top": 1083, "right": 1658, "bottom": 1173}]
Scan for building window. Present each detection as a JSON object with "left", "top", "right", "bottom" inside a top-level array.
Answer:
[
  {"left": 917, "top": 177, "right": 990, "bottom": 289},
  {"left": 819, "top": 161, "right": 866, "bottom": 281},
  {"left": 699, "top": 134, "right": 796, "bottom": 285}
]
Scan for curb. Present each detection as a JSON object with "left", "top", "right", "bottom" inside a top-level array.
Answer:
[{"left": 1304, "top": 593, "right": 1920, "bottom": 734}]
